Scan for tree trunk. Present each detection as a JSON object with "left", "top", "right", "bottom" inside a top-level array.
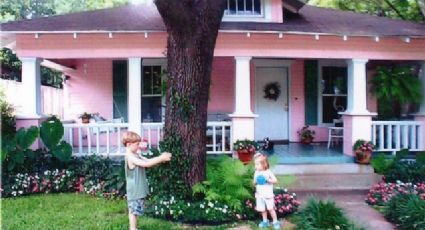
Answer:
[{"left": 154, "top": 0, "right": 227, "bottom": 187}]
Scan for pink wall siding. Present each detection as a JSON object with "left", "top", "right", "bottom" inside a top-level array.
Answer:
[
  {"left": 289, "top": 60, "right": 306, "bottom": 141},
  {"left": 16, "top": 34, "right": 425, "bottom": 60},
  {"left": 208, "top": 57, "right": 235, "bottom": 113},
  {"left": 64, "top": 59, "right": 113, "bottom": 121}
]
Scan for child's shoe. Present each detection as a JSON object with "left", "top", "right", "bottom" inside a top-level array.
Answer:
[
  {"left": 258, "top": 220, "right": 269, "bottom": 228},
  {"left": 272, "top": 221, "right": 281, "bottom": 229}
]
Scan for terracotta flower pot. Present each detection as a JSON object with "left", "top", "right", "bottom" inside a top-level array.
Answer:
[
  {"left": 81, "top": 118, "right": 90, "bottom": 124},
  {"left": 301, "top": 137, "right": 313, "bottom": 145},
  {"left": 237, "top": 149, "right": 255, "bottom": 165},
  {"left": 355, "top": 150, "right": 372, "bottom": 164}
]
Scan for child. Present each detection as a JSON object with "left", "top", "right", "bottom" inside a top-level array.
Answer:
[
  {"left": 253, "top": 153, "right": 280, "bottom": 229},
  {"left": 122, "top": 131, "right": 172, "bottom": 230}
]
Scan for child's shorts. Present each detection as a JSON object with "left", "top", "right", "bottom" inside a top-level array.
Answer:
[
  {"left": 256, "top": 197, "right": 275, "bottom": 212},
  {"left": 128, "top": 198, "right": 145, "bottom": 216}
]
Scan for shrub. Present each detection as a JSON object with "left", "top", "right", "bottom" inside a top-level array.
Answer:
[
  {"left": 192, "top": 155, "right": 255, "bottom": 212},
  {"left": 366, "top": 181, "right": 425, "bottom": 206},
  {"left": 0, "top": 88, "right": 15, "bottom": 138},
  {"left": 145, "top": 195, "right": 236, "bottom": 224},
  {"left": 147, "top": 135, "right": 191, "bottom": 199},
  {"left": 384, "top": 193, "right": 425, "bottom": 229},
  {"left": 293, "top": 198, "right": 364, "bottom": 230}
]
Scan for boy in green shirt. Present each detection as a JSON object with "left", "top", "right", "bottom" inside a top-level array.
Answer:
[{"left": 122, "top": 131, "right": 172, "bottom": 230}]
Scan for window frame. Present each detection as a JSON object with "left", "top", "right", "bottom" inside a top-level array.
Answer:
[
  {"left": 141, "top": 59, "right": 167, "bottom": 123},
  {"left": 317, "top": 60, "right": 348, "bottom": 126},
  {"left": 222, "top": 0, "right": 271, "bottom": 22}
]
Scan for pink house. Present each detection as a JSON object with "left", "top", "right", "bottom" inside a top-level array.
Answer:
[{"left": 1, "top": 0, "right": 424, "bottom": 157}]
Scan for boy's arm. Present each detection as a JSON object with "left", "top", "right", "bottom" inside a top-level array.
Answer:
[{"left": 129, "top": 152, "right": 171, "bottom": 168}]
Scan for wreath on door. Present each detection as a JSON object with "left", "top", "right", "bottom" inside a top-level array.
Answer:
[{"left": 263, "top": 82, "right": 281, "bottom": 101}]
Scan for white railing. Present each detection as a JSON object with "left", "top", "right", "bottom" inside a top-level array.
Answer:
[
  {"left": 371, "top": 121, "right": 424, "bottom": 154},
  {"left": 63, "top": 121, "right": 233, "bottom": 156}
]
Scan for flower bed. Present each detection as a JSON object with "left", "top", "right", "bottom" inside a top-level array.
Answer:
[{"left": 366, "top": 181, "right": 425, "bottom": 206}]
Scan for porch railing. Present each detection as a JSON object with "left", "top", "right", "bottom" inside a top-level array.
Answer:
[
  {"left": 63, "top": 121, "right": 232, "bottom": 156},
  {"left": 371, "top": 121, "right": 423, "bottom": 154}
]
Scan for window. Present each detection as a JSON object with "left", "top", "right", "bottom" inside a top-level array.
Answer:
[
  {"left": 224, "top": 0, "right": 262, "bottom": 16},
  {"left": 319, "top": 66, "right": 347, "bottom": 124},
  {"left": 142, "top": 66, "right": 163, "bottom": 122}
]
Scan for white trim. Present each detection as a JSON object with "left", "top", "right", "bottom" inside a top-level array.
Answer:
[
  {"left": 345, "top": 59, "right": 371, "bottom": 115},
  {"left": 317, "top": 59, "right": 348, "bottom": 126}
]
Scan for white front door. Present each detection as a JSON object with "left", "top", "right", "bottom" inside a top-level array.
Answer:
[{"left": 255, "top": 67, "right": 289, "bottom": 141}]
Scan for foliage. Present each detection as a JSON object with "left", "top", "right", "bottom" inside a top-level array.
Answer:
[
  {"left": 169, "top": 91, "right": 195, "bottom": 122},
  {"left": 233, "top": 139, "right": 259, "bottom": 151},
  {"left": 0, "top": 88, "right": 16, "bottom": 139},
  {"left": 384, "top": 160, "right": 425, "bottom": 183},
  {"left": 147, "top": 135, "right": 191, "bottom": 199},
  {"left": 192, "top": 155, "right": 255, "bottom": 212},
  {"left": 371, "top": 149, "right": 408, "bottom": 174},
  {"left": 309, "top": 0, "right": 425, "bottom": 22},
  {"left": 244, "top": 187, "right": 301, "bottom": 218},
  {"left": 297, "top": 125, "right": 315, "bottom": 140},
  {"left": 146, "top": 196, "right": 236, "bottom": 224},
  {"left": 369, "top": 66, "right": 423, "bottom": 119},
  {"left": 1, "top": 126, "right": 39, "bottom": 172},
  {"left": 353, "top": 139, "right": 375, "bottom": 152},
  {"left": 383, "top": 193, "right": 425, "bottom": 229},
  {"left": 294, "top": 198, "right": 364, "bottom": 230},
  {"left": 40, "top": 116, "right": 72, "bottom": 162},
  {"left": 366, "top": 181, "right": 425, "bottom": 206},
  {"left": 2, "top": 194, "right": 188, "bottom": 230}
]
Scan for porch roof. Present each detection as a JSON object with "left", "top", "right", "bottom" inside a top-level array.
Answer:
[{"left": 1, "top": 3, "right": 424, "bottom": 37}]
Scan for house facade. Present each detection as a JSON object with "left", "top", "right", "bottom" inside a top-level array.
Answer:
[{"left": 1, "top": 0, "right": 425, "bottom": 156}]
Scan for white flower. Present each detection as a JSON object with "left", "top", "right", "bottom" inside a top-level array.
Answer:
[
  {"left": 206, "top": 210, "right": 209, "bottom": 214},
  {"left": 18, "top": 191, "right": 23, "bottom": 194},
  {"left": 284, "top": 189, "right": 288, "bottom": 192},
  {"left": 223, "top": 209, "right": 227, "bottom": 213},
  {"left": 155, "top": 206, "right": 158, "bottom": 210},
  {"left": 200, "top": 204, "right": 204, "bottom": 209},
  {"left": 187, "top": 203, "right": 191, "bottom": 207},
  {"left": 155, "top": 211, "right": 159, "bottom": 215},
  {"left": 170, "top": 210, "right": 173, "bottom": 215},
  {"left": 335, "top": 225, "right": 340, "bottom": 230},
  {"left": 12, "top": 191, "right": 17, "bottom": 196},
  {"left": 208, "top": 202, "right": 214, "bottom": 207}
]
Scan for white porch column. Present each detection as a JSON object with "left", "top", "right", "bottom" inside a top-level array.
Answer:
[
  {"left": 229, "top": 57, "right": 258, "bottom": 143},
  {"left": 341, "top": 59, "right": 376, "bottom": 155},
  {"left": 21, "top": 57, "right": 42, "bottom": 117},
  {"left": 127, "top": 58, "right": 142, "bottom": 134}
]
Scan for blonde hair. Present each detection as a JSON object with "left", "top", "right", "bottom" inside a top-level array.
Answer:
[
  {"left": 122, "top": 131, "right": 141, "bottom": 146},
  {"left": 254, "top": 153, "right": 269, "bottom": 170}
]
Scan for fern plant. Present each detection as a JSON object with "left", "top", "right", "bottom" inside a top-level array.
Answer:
[{"left": 192, "top": 155, "right": 255, "bottom": 211}]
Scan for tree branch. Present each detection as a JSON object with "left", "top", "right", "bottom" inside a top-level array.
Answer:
[{"left": 383, "top": 0, "right": 406, "bottom": 20}]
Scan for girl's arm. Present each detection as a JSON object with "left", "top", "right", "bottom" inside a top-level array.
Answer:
[
  {"left": 267, "top": 171, "right": 278, "bottom": 184},
  {"left": 128, "top": 152, "right": 171, "bottom": 168}
]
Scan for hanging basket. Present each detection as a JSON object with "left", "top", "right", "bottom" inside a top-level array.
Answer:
[{"left": 237, "top": 149, "right": 256, "bottom": 165}]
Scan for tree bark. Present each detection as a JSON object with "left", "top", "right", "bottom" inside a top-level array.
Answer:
[{"left": 154, "top": 0, "right": 227, "bottom": 187}]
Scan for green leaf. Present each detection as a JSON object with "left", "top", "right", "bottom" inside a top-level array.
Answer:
[
  {"left": 51, "top": 141, "right": 72, "bottom": 162},
  {"left": 16, "top": 126, "right": 39, "bottom": 149},
  {"left": 40, "top": 116, "right": 64, "bottom": 150}
]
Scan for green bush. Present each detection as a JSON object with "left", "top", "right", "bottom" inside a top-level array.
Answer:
[
  {"left": 147, "top": 135, "right": 191, "bottom": 199},
  {"left": 192, "top": 155, "right": 254, "bottom": 212},
  {"left": 294, "top": 198, "right": 364, "bottom": 230},
  {"left": 0, "top": 88, "right": 15, "bottom": 138},
  {"left": 384, "top": 193, "right": 425, "bottom": 229}
]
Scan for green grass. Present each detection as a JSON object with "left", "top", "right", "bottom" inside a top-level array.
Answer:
[{"left": 1, "top": 194, "right": 245, "bottom": 230}]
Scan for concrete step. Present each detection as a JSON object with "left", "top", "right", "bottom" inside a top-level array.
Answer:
[{"left": 272, "top": 163, "right": 375, "bottom": 175}]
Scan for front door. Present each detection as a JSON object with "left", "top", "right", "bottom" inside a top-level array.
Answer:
[{"left": 255, "top": 67, "right": 289, "bottom": 141}]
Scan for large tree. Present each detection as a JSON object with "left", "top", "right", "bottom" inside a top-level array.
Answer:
[{"left": 154, "top": 0, "right": 227, "bottom": 187}]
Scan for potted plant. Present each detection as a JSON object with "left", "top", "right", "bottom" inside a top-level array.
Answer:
[
  {"left": 297, "top": 126, "right": 315, "bottom": 145},
  {"left": 353, "top": 139, "right": 375, "bottom": 164},
  {"left": 233, "top": 139, "right": 259, "bottom": 164},
  {"left": 79, "top": 112, "right": 92, "bottom": 124}
]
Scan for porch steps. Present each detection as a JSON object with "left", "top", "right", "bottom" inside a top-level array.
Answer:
[
  {"left": 273, "top": 164, "right": 381, "bottom": 192},
  {"left": 277, "top": 155, "right": 354, "bottom": 164}
]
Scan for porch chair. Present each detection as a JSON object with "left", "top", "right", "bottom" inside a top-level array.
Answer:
[{"left": 327, "top": 119, "right": 343, "bottom": 149}]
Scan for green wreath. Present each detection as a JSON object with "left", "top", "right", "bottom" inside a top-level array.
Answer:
[{"left": 263, "top": 82, "right": 281, "bottom": 101}]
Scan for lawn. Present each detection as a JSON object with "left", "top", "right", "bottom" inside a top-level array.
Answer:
[{"left": 1, "top": 194, "right": 250, "bottom": 230}]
